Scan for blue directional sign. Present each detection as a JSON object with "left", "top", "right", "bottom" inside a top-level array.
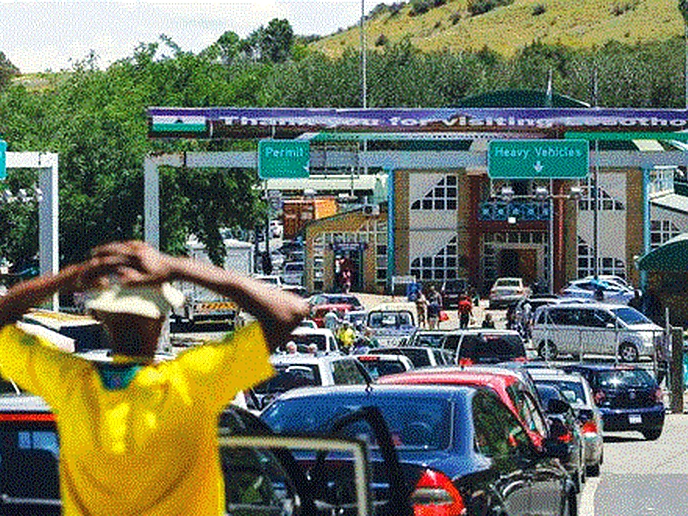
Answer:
[{"left": 0, "top": 139, "right": 6, "bottom": 180}]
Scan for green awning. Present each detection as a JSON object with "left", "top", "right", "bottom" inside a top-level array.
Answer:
[{"left": 637, "top": 233, "right": 688, "bottom": 271}]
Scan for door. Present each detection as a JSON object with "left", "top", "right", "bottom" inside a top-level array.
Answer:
[
  {"left": 473, "top": 392, "right": 531, "bottom": 516},
  {"left": 498, "top": 249, "right": 521, "bottom": 278},
  {"left": 579, "top": 308, "right": 618, "bottom": 356}
]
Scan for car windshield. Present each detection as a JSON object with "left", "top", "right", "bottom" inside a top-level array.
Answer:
[
  {"left": 254, "top": 365, "right": 322, "bottom": 394},
  {"left": 443, "top": 280, "right": 466, "bottom": 292},
  {"left": 496, "top": 279, "right": 520, "bottom": 287},
  {"left": 459, "top": 334, "right": 526, "bottom": 363},
  {"left": 611, "top": 307, "right": 652, "bottom": 326},
  {"left": 537, "top": 380, "right": 587, "bottom": 407},
  {"left": 412, "top": 333, "right": 445, "bottom": 348},
  {"left": 262, "top": 393, "right": 451, "bottom": 451},
  {"left": 598, "top": 369, "right": 655, "bottom": 388}
]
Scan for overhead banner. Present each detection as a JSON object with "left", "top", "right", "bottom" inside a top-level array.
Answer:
[{"left": 148, "top": 107, "right": 688, "bottom": 140}]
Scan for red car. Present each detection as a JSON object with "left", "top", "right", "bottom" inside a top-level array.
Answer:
[
  {"left": 310, "top": 303, "right": 353, "bottom": 328},
  {"left": 379, "top": 367, "right": 549, "bottom": 448}
]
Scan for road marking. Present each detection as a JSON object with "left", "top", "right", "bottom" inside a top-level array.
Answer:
[{"left": 580, "top": 476, "right": 600, "bottom": 516}]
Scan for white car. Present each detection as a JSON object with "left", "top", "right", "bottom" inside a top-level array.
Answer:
[
  {"left": 254, "top": 354, "right": 371, "bottom": 409},
  {"left": 488, "top": 277, "right": 531, "bottom": 309},
  {"left": 561, "top": 278, "right": 634, "bottom": 305},
  {"left": 288, "top": 327, "right": 340, "bottom": 353},
  {"left": 532, "top": 302, "right": 663, "bottom": 362}
]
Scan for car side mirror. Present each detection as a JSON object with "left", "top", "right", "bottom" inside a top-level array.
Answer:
[
  {"left": 606, "top": 323, "right": 615, "bottom": 328},
  {"left": 547, "top": 398, "right": 571, "bottom": 415},
  {"left": 542, "top": 437, "right": 571, "bottom": 462}
]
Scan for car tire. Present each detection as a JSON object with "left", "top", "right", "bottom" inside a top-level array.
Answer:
[
  {"left": 618, "top": 342, "right": 639, "bottom": 362},
  {"left": 538, "top": 340, "right": 558, "bottom": 360},
  {"left": 586, "top": 463, "right": 601, "bottom": 477},
  {"left": 642, "top": 428, "right": 662, "bottom": 441}
]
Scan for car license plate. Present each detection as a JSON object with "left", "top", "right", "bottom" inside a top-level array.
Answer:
[{"left": 629, "top": 414, "right": 642, "bottom": 425}]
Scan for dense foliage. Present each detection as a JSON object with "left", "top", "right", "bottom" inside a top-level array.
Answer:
[{"left": 0, "top": 22, "right": 686, "bottom": 267}]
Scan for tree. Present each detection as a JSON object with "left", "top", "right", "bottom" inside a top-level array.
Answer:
[
  {"left": 0, "top": 52, "right": 19, "bottom": 90},
  {"left": 261, "top": 19, "right": 294, "bottom": 63}
]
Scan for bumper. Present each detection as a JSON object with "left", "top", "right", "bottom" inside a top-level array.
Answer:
[
  {"left": 600, "top": 404, "right": 665, "bottom": 432},
  {"left": 582, "top": 433, "right": 604, "bottom": 466}
]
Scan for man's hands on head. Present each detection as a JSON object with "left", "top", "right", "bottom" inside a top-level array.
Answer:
[{"left": 89, "top": 241, "right": 181, "bottom": 287}]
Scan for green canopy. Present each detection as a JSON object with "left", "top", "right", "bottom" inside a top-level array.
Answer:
[{"left": 637, "top": 233, "right": 688, "bottom": 271}]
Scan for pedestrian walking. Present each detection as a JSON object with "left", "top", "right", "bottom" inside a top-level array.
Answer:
[
  {"left": 0, "top": 240, "right": 308, "bottom": 516},
  {"left": 426, "top": 285, "right": 442, "bottom": 330},
  {"left": 415, "top": 287, "right": 428, "bottom": 329},
  {"left": 457, "top": 294, "right": 473, "bottom": 329}
]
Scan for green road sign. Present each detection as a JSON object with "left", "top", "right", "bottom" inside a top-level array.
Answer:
[
  {"left": 488, "top": 140, "right": 589, "bottom": 179},
  {"left": 259, "top": 140, "right": 310, "bottom": 179},
  {"left": 0, "top": 140, "right": 6, "bottom": 180}
]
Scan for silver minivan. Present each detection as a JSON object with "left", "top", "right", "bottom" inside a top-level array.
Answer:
[{"left": 531, "top": 302, "right": 663, "bottom": 362}]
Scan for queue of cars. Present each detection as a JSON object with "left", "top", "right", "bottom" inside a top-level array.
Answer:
[{"left": 0, "top": 282, "right": 667, "bottom": 516}]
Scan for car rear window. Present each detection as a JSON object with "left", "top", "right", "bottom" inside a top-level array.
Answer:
[
  {"left": 598, "top": 369, "right": 655, "bottom": 388},
  {"left": 254, "top": 365, "right": 322, "bottom": 394},
  {"left": 291, "top": 334, "right": 327, "bottom": 351},
  {"left": 537, "top": 380, "right": 586, "bottom": 407},
  {"left": 411, "top": 333, "right": 445, "bottom": 348},
  {"left": 358, "top": 359, "right": 408, "bottom": 379},
  {"left": 459, "top": 334, "right": 526, "bottom": 363},
  {"left": 262, "top": 394, "right": 451, "bottom": 451}
]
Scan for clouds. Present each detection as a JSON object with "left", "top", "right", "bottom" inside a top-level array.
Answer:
[{"left": 0, "top": 0, "right": 379, "bottom": 73}]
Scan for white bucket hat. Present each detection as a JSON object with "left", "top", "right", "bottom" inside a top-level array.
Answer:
[{"left": 86, "top": 283, "right": 185, "bottom": 319}]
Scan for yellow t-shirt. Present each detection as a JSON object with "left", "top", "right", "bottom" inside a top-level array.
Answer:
[{"left": 0, "top": 322, "right": 274, "bottom": 516}]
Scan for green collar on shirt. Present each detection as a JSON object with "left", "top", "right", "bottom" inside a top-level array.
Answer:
[{"left": 93, "top": 361, "right": 146, "bottom": 391}]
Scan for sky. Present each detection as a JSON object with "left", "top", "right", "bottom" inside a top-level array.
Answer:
[{"left": 0, "top": 0, "right": 382, "bottom": 74}]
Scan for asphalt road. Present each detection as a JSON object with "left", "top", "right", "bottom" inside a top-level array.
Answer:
[{"left": 581, "top": 414, "right": 688, "bottom": 516}]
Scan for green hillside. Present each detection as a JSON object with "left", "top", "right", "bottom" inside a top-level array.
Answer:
[{"left": 313, "top": 0, "right": 683, "bottom": 57}]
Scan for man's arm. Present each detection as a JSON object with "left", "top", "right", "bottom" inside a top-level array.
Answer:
[
  {"left": 0, "top": 258, "right": 120, "bottom": 328},
  {"left": 93, "top": 241, "right": 308, "bottom": 351}
]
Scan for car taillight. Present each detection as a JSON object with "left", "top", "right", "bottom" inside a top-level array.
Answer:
[
  {"left": 581, "top": 420, "right": 598, "bottom": 435},
  {"left": 654, "top": 387, "right": 664, "bottom": 403},
  {"left": 557, "top": 430, "right": 573, "bottom": 444},
  {"left": 412, "top": 469, "right": 466, "bottom": 516},
  {"left": 593, "top": 391, "right": 606, "bottom": 405},
  {"left": 0, "top": 412, "right": 54, "bottom": 422}
]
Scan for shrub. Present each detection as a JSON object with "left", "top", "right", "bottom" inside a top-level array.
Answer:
[
  {"left": 409, "top": 0, "right": 432, "bottom": 15},
  {"left": 449, "top": 11, "right": 462, "bottom": 24},
  {"left": 409, "top": 0, "right": 447, "bottom": 16},
  {"left": 532, "top": 3, "right": 546, "bottom": 16},
  {"left": 375, "top": 34, "right": 389, "bottom": 47},
  {"left": 610, "top": 0, "right": 639, "bottom": 16},
  {"left": 467, "top": 0, "right": 514, "bottom": 17}
]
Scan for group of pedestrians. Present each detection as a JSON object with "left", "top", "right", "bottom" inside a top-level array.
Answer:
[{"left": 414, "top": 284, "right": 444, "bottom": 329}]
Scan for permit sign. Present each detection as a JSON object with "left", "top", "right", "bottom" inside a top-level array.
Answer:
[
  {"left": 488, "top": 140, "right": 589, "bottom": 179},
  {"left": 258, "top": 140, "right": 310, "bottom": 179},
  {"left": 0, "top": 139, "right": 6, "bottom": 180}
]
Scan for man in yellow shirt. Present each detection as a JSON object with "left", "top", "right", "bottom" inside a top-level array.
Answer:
[{"left": 0, "top": 240, "right": 308, "bottom": 515}]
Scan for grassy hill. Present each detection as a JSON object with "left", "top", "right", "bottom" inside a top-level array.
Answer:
[{"left": 313, "top": 0, "right": 684, "bottom": 57}]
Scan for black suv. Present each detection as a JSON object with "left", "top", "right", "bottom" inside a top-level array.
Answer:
[
  {"left": 440, "top": 278, "right": 469, "bottom": 309},
  {"left": 561, "top": 363, "right": 665, "bottom": 441}
]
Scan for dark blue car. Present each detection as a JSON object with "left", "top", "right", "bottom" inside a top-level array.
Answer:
[
  {"left": 262, "top": 384, "right": 577, "bottom": 516},
  {"left": 561, "top": 363, "right": 665, "bottom": 440}
]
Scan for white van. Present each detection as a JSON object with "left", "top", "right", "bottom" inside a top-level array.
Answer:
[
  {"left": 365, "top": 301, "right": 418, "bottom": 347},
  {"left": 531, "top": 302, "right": 663, "bottom": 362}
]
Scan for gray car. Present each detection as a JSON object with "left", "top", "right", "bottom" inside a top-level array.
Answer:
[{"left": 528, "top": 368, "right": 604, "bottom": 477}]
